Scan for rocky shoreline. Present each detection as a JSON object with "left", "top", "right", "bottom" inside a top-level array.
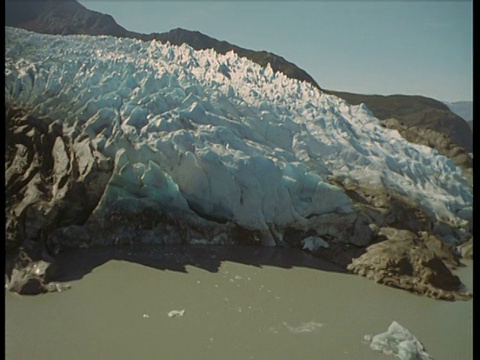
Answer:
[
  {"left": 346, "top": 228, "right": 471, "bottom": 301},
  {"left": 5, "top": 233, "right": 472, "bottom": 301}
]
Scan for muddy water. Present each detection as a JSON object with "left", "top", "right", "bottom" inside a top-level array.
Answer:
[{"left": 5, "top": 246, "right": 473, "bottom": 360}]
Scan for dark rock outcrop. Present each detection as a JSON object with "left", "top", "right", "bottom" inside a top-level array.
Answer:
[
  {"left": 5, "top": 107, "right": 114, "bottom": 252},
  {"left": 5, "top": 249, "right": 71, "bottom": 295},
  {"left": 329, "top": 177, "right": 434, "bottom": 237}
]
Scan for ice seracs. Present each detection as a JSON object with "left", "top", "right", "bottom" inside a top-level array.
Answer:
[{"left": 5, "top": 27, "right": 472, "bottom": 251}]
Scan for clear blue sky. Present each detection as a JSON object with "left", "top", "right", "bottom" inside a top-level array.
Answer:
[{"left": 79, "top": 1, "right": 473, "bottom": 102}]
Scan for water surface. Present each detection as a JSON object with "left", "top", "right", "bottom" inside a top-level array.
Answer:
[{"left": 5, "top": 246, "right": 473, "bottom": 360}]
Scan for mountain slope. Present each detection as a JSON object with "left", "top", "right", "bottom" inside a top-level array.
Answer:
[
  {"left": 381, "top": 118, "right": 472, "bottom": 183},
  {"left": 5, "top": 0, "right": 133, "bottom": 37},
  {"left": 326, "top": 91, "right": 473, "bottom": 153}
]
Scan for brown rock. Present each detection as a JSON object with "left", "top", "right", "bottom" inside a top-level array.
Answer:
[
  {"left": 457, "top": 237, "right": 473, "bottom": 259},
  {"left": 347, "top": 227, "right": 471, "bottom": 301}
]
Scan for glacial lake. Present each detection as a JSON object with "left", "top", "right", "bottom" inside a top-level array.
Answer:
[{"left": 5, "top": 246, "right": 473, "bottom": 360}]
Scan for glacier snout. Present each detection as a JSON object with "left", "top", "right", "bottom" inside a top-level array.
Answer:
[{"left": 5, "top": 27, "right": 472, "bottom": 299}]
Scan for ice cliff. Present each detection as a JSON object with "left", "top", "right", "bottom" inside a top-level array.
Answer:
[{"left": 5, "top": 28, "right": 472, "bottom": 297}]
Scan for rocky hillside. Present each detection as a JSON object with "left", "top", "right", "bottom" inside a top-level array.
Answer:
[
  {"left": 381, "top": 118, "right": 472, "bottom": 184},
  {"left": 326, "top": 91, "right": 473, "bottom": 153}
]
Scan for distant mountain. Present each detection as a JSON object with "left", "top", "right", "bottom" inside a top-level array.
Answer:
[
  {"left": 443, "top": 101, "right": 473, "bottom": 122},
  {"left": 5, "top": 0, "right": 472, "bottom": 153},
  {"left": 5, "top": 0, "right": 133, "bottom": 37}
]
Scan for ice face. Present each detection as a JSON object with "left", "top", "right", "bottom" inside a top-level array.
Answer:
[{"left": 4, "top": 27, "right": 472, "bottom": 241}]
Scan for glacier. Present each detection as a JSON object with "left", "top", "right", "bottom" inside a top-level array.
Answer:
[{"left": 5, "top": 27, "right": 472, "bottom": 255}]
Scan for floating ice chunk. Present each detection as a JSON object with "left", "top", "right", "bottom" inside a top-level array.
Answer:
[
  {"left": 367, "top": 321, "right": 433, "bottom": 360},
  {"left": 302, "top": 236, "right": 329, "bottom": 251},
  {"left": 168, "top": 309, "right": 185, "bottom": 318},
  {"left": 283, "top": 321, "right": 324, "bottom": 334},
  {"left": 142, "top": 313, "right": 149, "bottom": 318}
]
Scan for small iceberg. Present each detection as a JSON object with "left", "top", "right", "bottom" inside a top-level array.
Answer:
[
  {"left": 365, "top": 321, "right": 433, "bottom": 360},
  {"left": 301, "top": 236, "right": 329, "bottom": 252}
]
